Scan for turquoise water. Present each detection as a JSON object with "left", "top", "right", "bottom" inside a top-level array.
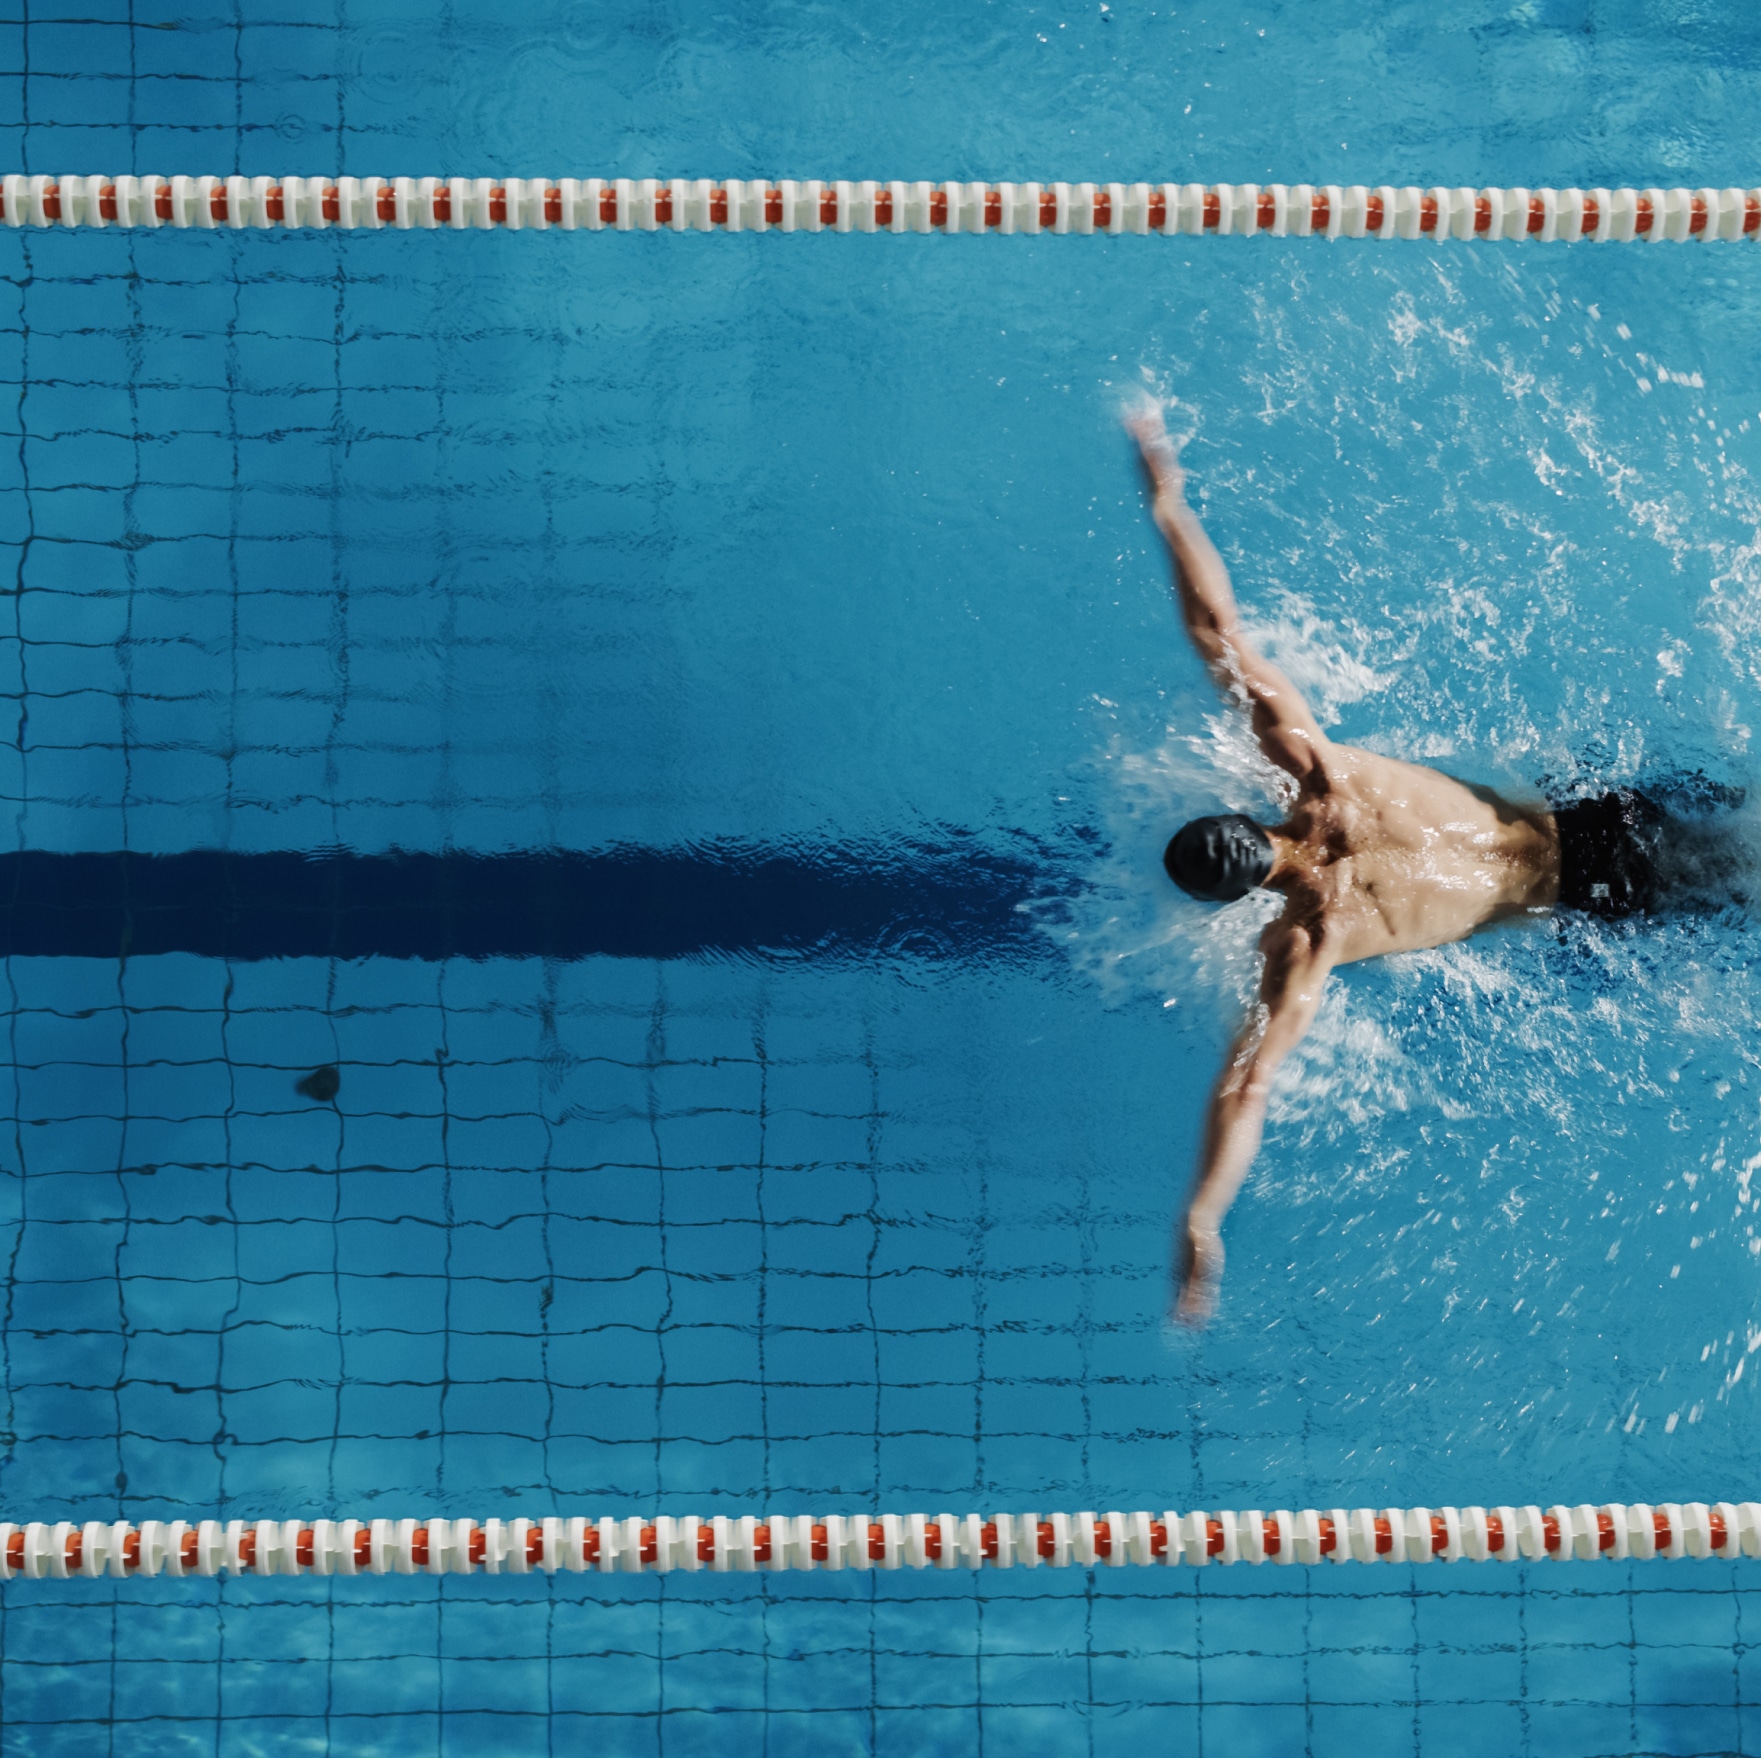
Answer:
[{"left": 5, "top": 0, "right": 1761, "bottom": 1752}]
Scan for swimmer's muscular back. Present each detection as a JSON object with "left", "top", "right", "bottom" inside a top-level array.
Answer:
[
  {"left": 1271, "top": 745, "right": 1561, "bottom": 966},
  {"left": 1127, "top": 403, "right": 1565, "bottom": 1323}
]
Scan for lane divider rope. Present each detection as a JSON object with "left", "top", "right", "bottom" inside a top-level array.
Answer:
[
  {"left": 3, "top": 177, "right": 1760, "bottom": 241},
  {"left": 4, "top": 1501, "right": 1758, "bottom": 1578}
]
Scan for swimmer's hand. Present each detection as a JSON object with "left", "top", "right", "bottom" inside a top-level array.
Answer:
[
  {"left": 1174, "top": 1217, "right": 1223, "bottom": 1326},
  {"left": 1126, "top": 405, "right": 1187, "bottom": 508}
]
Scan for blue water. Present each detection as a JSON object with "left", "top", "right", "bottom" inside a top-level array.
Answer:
[{"left": 6, "top": 1, "right": 1761, "bottom": 1753}]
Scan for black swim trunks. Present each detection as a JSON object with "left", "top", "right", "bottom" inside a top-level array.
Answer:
[{"left": 1552, "top": 790, "right": 1665, "bottom": 917}]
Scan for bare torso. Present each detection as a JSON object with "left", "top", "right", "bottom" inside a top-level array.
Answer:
[{"left": 1269, "top": 746, "right": 1562, "bottom": 965}]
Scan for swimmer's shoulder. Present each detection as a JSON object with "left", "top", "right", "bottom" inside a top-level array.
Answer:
[{"left": 1262, "top": 885, "right": 1338, "bottom": 958}]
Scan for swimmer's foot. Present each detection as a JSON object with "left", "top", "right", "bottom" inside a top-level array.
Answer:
[{"left": 1174, "top": 1221, "right": 1223, "bottom": 1327}]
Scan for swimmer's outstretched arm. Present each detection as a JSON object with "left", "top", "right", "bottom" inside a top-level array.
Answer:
[
  {"left": 1177, "top": 920, "right": 1332, "bottom": 1324},
  {"left": 1127, "top": 408, "right": 1329, "bottom": 784}
]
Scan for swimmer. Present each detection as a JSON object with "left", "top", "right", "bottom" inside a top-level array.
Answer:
[{"left": 1131, "top": 406, "right": 1679, "bottom": 1324}]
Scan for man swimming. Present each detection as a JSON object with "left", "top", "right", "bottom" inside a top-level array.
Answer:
[{"left": 1131, "top": 407, "right": 1673, "bottom": 1324}]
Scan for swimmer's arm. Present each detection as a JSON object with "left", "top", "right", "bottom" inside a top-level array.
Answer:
[
  {"left": 1175, "top": 922, "right": 1332, "bottom": 1324},
  {"left": 1128, "top": 411, "right": 1329, "bottom": 783}
]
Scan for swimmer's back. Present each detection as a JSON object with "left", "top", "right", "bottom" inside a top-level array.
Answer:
[{"left": 1268, "top": 745, "right": 1560, "bottom": 963}]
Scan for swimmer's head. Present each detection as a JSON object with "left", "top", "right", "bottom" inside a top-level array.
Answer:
[{"left": 1164, "top": 814, "right": 1276, "bottom": 903}]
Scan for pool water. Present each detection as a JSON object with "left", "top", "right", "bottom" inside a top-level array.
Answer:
[{"left": 5, "top": 0, "right": 1761, "bottom": 1752}]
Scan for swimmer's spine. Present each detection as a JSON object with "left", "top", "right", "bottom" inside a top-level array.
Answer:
[
  {"left": 3, "top": 1503, "right": 1756, "bottom": 1578},
  {"left": 4, "top": 177, "right": 1761, "bottom": 241}
]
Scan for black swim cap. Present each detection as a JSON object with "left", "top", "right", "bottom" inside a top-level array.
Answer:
[{"left": 1164, "top": 814, "right": 1275, "bottom": 902}]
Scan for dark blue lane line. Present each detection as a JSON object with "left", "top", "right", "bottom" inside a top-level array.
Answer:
[{"left": 0, "top": 839, "right": 1088, "bottom": 962}]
